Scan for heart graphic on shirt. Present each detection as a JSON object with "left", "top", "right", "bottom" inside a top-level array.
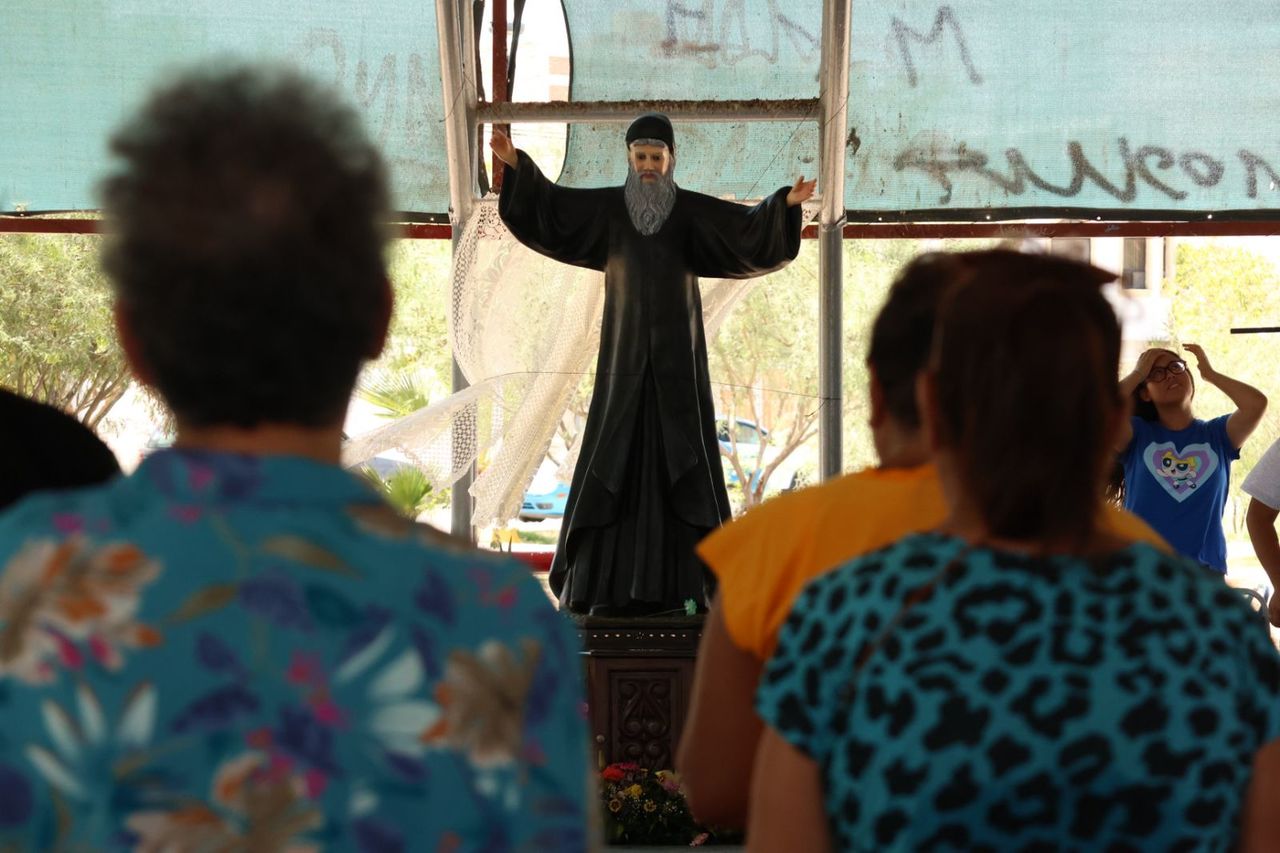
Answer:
[{"left": 1142, "top": 441, "right": 1218, "bottom": 503}]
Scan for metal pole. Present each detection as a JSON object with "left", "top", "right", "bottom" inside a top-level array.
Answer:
[
  {"left": 817, "top": 0, "right": 852, "bottom": 480},
  {"left": 477, "top": 98, "right": 819, "bottom": 124},
  {"left": 437, "top": 0, "right": 479, "bottom": 539}
]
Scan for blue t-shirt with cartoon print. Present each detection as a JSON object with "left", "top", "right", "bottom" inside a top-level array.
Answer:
[{"left": 1121, "top": 414, "right": 1238, "bottom": 571}]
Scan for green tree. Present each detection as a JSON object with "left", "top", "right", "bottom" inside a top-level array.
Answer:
[
  {"left": 712, "top": 237, "right": 995, "bottom": 513},
  {"left": 840, "top": 238, "right": 998, "bottom": 471},
  {"left": 0, "top": 232, "right": 128, "bottom": 428},
  {"left": 353, "top": 240, "right": 454, "bottom": 514},
  {"left": 839, "top": 240, "right": 927, "bottom": 471},
  {"left": 360, "top": 465, "right": 439, "bottom": 518},
  {"left": 354, "top": 362, "right": 450, "bottom": 515},
  {"left": 709, "top": 245, "right": 822, "bottom": 512},
  {"left": 373, "top": 239, "right": 454, "bottom": 386},
  {"left": 1164, "top": 241, "right": 1280, "bottom": 533},
  {"left": 357, "top": 366, "right": 435, "bottom": 419}
]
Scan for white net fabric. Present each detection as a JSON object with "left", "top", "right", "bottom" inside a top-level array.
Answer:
[{"left": 343, "top": 195, "right": 792, "bottom": 528}]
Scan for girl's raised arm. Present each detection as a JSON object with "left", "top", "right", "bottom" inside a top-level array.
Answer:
[
  {"left": 1116, "top": 349, "right": 1162, "bottom": 451},
  {"left": 1185, "top": 343, "right": 1268, "bottom": 449}
]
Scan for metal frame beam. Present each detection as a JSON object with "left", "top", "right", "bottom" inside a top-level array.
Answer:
[
  {"left": 817, "top": 0, "right": 852, "bottom": 481},
  {"left": 477, "top": 98, "right": 818, "bottom": 123},
  {"left": 437, "top": 0, "right": 480, "bottom": 540}
]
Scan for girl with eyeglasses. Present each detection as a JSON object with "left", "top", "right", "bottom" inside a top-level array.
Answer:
[{"left": 1116, "top": 345, "right": 1268, "bottom": 572}]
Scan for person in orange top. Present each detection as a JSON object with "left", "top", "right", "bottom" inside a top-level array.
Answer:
[{"left": 676, "top": 251, "right": 1169, "bottom": 829}]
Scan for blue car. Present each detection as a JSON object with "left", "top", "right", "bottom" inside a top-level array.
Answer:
[
  {"left": 717, "top": 417, "right": 766, "bottom": 486},
  {"left": 519, "top": 480, "right": 571, "bottom": 521}
]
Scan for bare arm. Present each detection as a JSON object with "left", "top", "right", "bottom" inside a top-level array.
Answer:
[
  {"left": 677, "top": 600, "right": 763, "bottom": 829},
  {"left": 1242, "top": 739, "right": 1280, "bottom": 851},
  {"left": 1246, "top": 498, "right": 1280, "bottom": 627},
  {"left": 1116, "top": 349, "right": 1162, "bottom": 451},
  {"left": 1186, "top": 343, "right": 1268, "bottom": 449},
  {"left": 746, "top": 728, "right": 832, "bottom": 853}
]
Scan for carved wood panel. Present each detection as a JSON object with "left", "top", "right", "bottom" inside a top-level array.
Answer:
[
  {"left": 578, "top": 617, "right": 702, "bottom": 771},
  {"left": 613, "top": 669, "right": 677, "bottom": 768}
]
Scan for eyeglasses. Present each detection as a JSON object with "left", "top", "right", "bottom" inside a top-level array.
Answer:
[{"left": 1146, "top": 360, "right": 1188, "bottom": 383}]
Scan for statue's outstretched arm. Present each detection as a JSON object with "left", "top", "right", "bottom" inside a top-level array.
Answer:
[
  {"left": 685, "top": 188, "right": 804, "bottom": 280},
  {"left": 497, "top": 149, "right": 611, "bottom": 272}
]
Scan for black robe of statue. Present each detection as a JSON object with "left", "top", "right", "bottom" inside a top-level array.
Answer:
[{"left": 499, "top": 152, "right": 802, "bottom": 615}]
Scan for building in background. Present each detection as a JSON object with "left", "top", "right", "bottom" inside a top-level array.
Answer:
[{"left": 1046, "top": 236, "right": 1173, "bottom": 361}]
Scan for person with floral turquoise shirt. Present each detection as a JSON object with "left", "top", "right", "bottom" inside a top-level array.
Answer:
[{"left": 0, "top": 65, "right": 590, "bottom": 852}]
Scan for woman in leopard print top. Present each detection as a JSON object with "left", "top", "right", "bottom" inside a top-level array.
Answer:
[{"left": 748, "top": 250, "right": 1280, "bottom": 851}]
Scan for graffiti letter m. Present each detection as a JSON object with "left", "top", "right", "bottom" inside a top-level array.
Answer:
[{"left": 891, "top": 6, "right": 983, "bottom": 87}]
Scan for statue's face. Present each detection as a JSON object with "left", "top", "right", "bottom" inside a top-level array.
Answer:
[{"left": 627, "top": 143, "right": 672, "bottom": 181}]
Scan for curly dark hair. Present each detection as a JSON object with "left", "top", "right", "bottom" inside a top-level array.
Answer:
[{"left": 100, "top": 65, "right": 391, "bottom": 428}]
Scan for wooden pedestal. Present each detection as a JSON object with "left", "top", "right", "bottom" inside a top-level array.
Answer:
[{"left": 574, "top": 615, "right": 704, "bottom": 770}]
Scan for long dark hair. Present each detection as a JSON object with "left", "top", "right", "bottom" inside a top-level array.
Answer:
[{"left": 929, "top": 250, "right": 1121, "bottom": 546}]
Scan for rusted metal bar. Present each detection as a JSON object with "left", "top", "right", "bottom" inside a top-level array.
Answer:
[
  {"left": 491, "top": 0, "right": 509, "bottom": 192},
  {"left": 0, "top": 218, "right": 102, "bottom": 234},
  {"left": 830, "top": 220, "right": 1280, "bottom": 239},
  {"left": 8, "top": 217, "right": 1280, "bottom": 240}
]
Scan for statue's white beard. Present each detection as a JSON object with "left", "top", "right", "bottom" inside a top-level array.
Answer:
[{"left": 624, "top": 166, "right": 677, "bottom": 236}]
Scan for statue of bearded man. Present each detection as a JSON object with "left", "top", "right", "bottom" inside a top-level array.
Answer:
[{"left": 492, "top": 114, "right": 815, "bottom": 616}]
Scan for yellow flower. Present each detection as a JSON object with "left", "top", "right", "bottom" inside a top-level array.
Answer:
[
  {"left": 643, "top": 800, "right": 657, "bottom": 813},
  {"left": 625, "top": 784, "right": 643, "bottom": 799},
  {"left": 608, "top": 799, "right": 623, "bottom": 814}
]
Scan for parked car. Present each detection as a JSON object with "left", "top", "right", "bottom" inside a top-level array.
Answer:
[
  {"left": 518, "top": 417, "right": 810, "bottom": 520},
  {"left": 717, "top": 416, "right": 810, "bottom": 494},
  {"left": 519, "top": 459, "right": 571, "bottom": 521},
  {"left": 717, "top": 416, "right": 765, "bottom": 479},
  {"left": 134, "top": 428, "right": 174, "bottom": 468},
  {"left": 519, "top": 480, "right": 571, "bottom": 521}
]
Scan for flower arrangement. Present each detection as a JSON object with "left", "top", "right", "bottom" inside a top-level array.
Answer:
[
  {"left": 599, "top": 762, "right": 738, "bottom": 846},
  {"left": 601, "top": 762, "right": 699, "bottom": 845}
]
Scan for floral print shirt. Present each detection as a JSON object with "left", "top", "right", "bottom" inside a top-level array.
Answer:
[{"left": 0, "top": 449, "right": 589, "bottom": 852}]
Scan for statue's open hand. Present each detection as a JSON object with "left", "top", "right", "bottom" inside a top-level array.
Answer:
[
  {"left": 490, "top": 129, "right": 518, "bottom": 168},
  {"left": 786, "top": 176, "right": 817, "bottom": 207}
]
